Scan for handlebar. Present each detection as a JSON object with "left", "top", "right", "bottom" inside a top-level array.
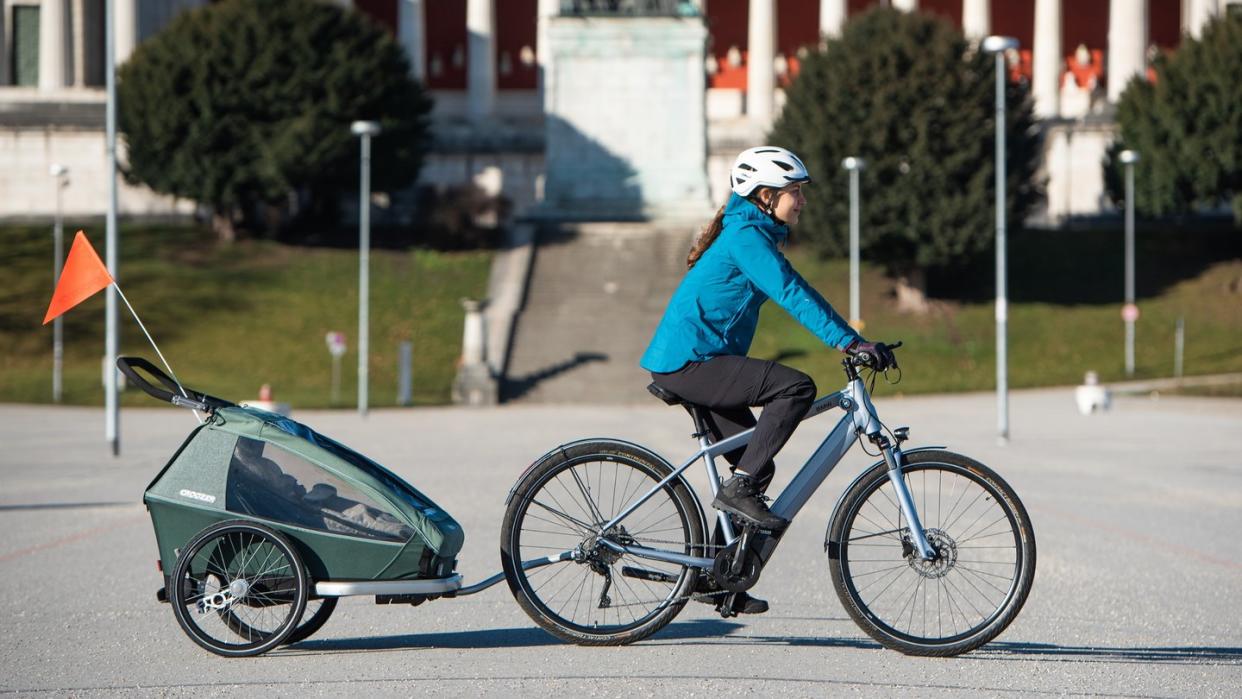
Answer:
[
  {"left": 845, "top": 340, "right": 902, "bottom": 373},
  {"left": 116, "top": 357, "right": 235, "bottom": 412}
]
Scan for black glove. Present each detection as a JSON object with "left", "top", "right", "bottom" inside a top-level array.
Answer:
[{"left": 847, "top": 340, "right": 898, "bottom": 372}]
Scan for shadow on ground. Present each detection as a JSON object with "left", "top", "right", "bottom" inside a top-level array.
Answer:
[
  {"left": 281, "top": 618, "right": 743, "bottom": 655},
  {"left": 502, "top": 351, "right": 609, "bottom": 401},
  {"left": 291, "top": 622, "right": 1242, "bottom": 666}
]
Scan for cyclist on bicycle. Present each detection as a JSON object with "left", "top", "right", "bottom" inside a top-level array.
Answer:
[{"left": 640, "top": 147, "right": 893, "bottom": 612}]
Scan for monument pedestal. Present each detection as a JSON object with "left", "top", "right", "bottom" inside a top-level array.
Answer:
[{"left": 541, "top": 17, "right": 712, "bottom": 222}]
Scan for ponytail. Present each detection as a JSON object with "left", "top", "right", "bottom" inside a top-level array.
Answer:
[{"left": 686, "top": 203, "right": 727, "bottom": 269}]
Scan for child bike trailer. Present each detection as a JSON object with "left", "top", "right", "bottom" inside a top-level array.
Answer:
[{"left": 126, "top": 358, "right": 465, "bottom": 656}]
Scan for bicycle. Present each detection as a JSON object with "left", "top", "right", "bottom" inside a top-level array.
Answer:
[{"left": 499, "top": 344, "right": 1036, "bottom": 656}]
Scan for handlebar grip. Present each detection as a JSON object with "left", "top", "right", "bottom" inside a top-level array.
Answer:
[
  {"left": 115, "top": 357, "right": 234, "bottom": 411},
  {"left": 116, "top": 357, "right": 179, "bottom": 404}
]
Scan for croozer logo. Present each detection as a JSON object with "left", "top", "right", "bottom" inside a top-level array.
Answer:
[{"left": 179, "top": 489, "right": 217, "bottom": 504}]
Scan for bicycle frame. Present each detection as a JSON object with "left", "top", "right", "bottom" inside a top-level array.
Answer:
[{"left": 594, "top": 375, "right": 939, "bottom": 570}]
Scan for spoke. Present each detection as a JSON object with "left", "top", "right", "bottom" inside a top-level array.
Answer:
[
  {"left": 530, "top": 499, "right": 595, "bottom": 532},
  {"left": 939, "top": 475, "right": 973, "bottom": 532},
  {"left": 942, "top": 572, "right": 988, "bottom": 625},
  {"left": 956, "top": 562, "right": 1017, "bottom": 582},
  {"left": 551, "top": 474, "right": 600, "bottom": 530},
  {"left": 942, "top": 488, "right": 988, "bottom": 534},
  {"left": 570, "top": 465, "right": 607, "bottom": 525},
  {"left": 848, "top": 527, "right": 907, "bottom": 543}
]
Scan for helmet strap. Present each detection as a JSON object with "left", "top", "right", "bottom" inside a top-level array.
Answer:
[{"left": 751, "top": 190, "right": 786, "bottom": 225}]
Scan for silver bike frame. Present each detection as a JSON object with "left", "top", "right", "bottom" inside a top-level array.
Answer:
[{"left": 594, "top": 376, "right": 938, "bottom": 567}]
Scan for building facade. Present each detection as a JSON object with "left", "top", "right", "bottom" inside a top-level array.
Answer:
[{"left": 1, "top": 0, "right": 1236, "bottom": 221}]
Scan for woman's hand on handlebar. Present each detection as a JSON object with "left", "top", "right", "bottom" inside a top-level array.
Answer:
[{"left": 846, "top": 339, "right": 901, "bottom": 372}]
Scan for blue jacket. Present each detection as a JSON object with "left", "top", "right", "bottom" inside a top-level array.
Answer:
[{"left": 640, "top": 193, "right": 861, "bottom": 373}]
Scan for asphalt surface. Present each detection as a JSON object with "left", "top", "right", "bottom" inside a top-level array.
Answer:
[{"left": 2, "top": 388, "right": 1240, "bottom": 697}]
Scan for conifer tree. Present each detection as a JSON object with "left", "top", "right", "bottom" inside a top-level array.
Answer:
[
  {"left": 118, "top": 0, "right": 431, "bottom": 240},
  {"left": 1105, "top": 12, "right": 1242, "bottom": 223},
  {"left": 771, "top": 7, "right": 1040, "bottom": 305}
]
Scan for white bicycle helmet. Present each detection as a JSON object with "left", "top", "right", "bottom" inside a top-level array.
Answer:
[{"left": 730, "top": 146, "right": 811, "bottom": 197}]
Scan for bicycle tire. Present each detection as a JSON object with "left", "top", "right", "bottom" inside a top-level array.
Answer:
[
  {"left": 222, "top": 596, "right": 337, "bottom": 645},
  {"left": 170, "top": 520, "right": 308, "bottom": 657},
  {"left": 501, "top": 440, "right": 705, "bottom": 645},
  {"left": 827, "top": 450, "right": 1035, "bottom": 656}
]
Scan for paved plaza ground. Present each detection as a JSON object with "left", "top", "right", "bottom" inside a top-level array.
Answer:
[{"left": 1, "top": 387, "right": 1240, "bottom": 697}]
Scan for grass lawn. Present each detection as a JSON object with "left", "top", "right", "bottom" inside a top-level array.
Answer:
[
  {"left": 1, "top": 222, "right": 491, "bottom": 408},
  {"left": 751, "top": 224, "right": 1242, "bottom": 395}
]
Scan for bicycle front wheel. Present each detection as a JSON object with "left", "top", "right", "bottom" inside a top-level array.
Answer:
[
  {"left": 501, "top": 440, "right": 705, "bottom": 645},
  {"left": 828, "top": 450, "right": 1036, "bottom": 656}
]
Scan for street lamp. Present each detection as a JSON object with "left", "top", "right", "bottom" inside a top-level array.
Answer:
[
  {"left": 1119, "top": 149, "right": 1140, "bottom": 377},
  {"left": 49, "top": 164, "right": 69, "bottom": 403},
  {"left": 841, "top": 156, "right": 865, "bottom": 330},
  {"left": 982, "top": 35, "right": 1018, "bottom": 444},
  {"left": 351, "top": 120, "right": 381, "bottom": 417}
]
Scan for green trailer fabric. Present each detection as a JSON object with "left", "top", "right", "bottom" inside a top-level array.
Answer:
[{"left": 144, "top": 406, "right": 463, "bottom": 582}]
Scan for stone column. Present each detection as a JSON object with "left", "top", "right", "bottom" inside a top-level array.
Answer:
[
  {"left": 1183, "top": 0, "right": 1222, "bottom": 39},
  {"left": 962, "top": 0, "right": 990, "bottom": 40},
  {"left": 72, "top": 0, "right": 86, "bottom": 86},
  {"left": 892, "top": 0, "right": 919, "bottom": 12},
  {"left": 39, "top": 0, "right": 70, "bottom": 89},
  {"left": 115, "top": 0, "right": 139, "bottom": 65},
  {"left": 747, "top": 0, "right": 776, "bottom": 126},
  {"left": 466, "top": 0, "right": 496, "bottom": 121},
  {"left": 1032, "top": 0, "right": 1062, "bottom": 118},
  {"left": 398, "top": 0, "right": 426, "bottom": 82},
  {"left": 1, "top": 7, "right": 8, "bottom": 86},
  {"left": 820, "top": 0, "right": 846, "bottom": 40},
  {"left": 537, "top": 0, "right": 558, "bottom": 109},
  {"left": 1107, "top": 0, "right": 1148, "bottom": 103}
]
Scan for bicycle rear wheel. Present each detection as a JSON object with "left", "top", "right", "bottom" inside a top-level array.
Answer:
[
  {"left": 501, "top": 440, "right": 705, "bottom": 645},
  {"left": 828, "top": 450, "right": 1035, "bottom": 656}
]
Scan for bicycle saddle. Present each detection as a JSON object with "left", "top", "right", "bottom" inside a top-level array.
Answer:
[{"left": 646, "top": 382, "right": 683, "bottom": 406}]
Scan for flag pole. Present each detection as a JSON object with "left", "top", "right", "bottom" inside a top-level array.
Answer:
[{"left": 112, "top": 284, "right": 204, "bottom": 424}]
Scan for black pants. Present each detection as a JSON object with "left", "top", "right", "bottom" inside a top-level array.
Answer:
[{"left": 651, "top": 355, "right": 816, "bottom": 491}]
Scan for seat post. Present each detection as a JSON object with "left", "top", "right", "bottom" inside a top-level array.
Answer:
[{"left": 683, "top": 404, "right": 713, "bottom": 440}]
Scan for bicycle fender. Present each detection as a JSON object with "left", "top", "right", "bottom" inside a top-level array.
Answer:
[
  {"left": 505, "top": 438, "right": 710, "bottom": 538},
  {"left": 823, "top": 445, "right": 946, "bottom": 557}
]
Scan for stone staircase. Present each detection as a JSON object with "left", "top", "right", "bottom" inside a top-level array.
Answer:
[{"left": 503, "top": 221, "right": 698, "bottom": 403}]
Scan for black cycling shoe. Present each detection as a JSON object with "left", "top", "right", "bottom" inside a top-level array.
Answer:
[
  {"left": 712, "top": 475, "right": 788, "bottom": 530},
  {"left": 692, "top": 582, "right": 769, "bottom": 615},
  {"left": 723, "top": 592, "right": 769, "bottom": 615}
]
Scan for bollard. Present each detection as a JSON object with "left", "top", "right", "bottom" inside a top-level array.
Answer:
[
  {"left": 1174, "top": 317, "right": 1184, "bottom": 379},
  {"left": 398, "top": 341, "right": 413, "bottom": 406}
]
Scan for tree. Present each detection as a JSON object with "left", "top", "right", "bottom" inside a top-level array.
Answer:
[
  {"left": 1105, "top": 13, "right": 1242, "bottom": 223},
  {"left": 118, "top": 0, "right": 432, "bottom": 241},
  {"left": 770, "top": 7, "right": 1041, "bottom": 309}
]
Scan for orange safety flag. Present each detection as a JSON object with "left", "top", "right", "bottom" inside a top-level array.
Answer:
[{"left": 43, "top": 231, "right": 114, "bottom": 325}]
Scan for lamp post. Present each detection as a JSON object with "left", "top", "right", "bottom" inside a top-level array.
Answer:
[
  {"left": 1119, "top": 149, "right": 1140, "bottom": 377},
  {"left": 105, "top": 0, "right": 121, "bottom": 455},
  {"left": 351, "top": 120, "right": 381, "bottom": 417},
  {"left": 841, "top": 156, "right": 865, "bottom": 330},
  {"left": 982, "top": 35, "right": 1018, "bottom": 444},
  {"left": 49, "top": 164, "right": 69, "bottom": 403}
]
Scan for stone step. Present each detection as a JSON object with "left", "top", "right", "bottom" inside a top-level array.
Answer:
[{"left": 504, "top": 221, "right": 697, "bottom": 404}]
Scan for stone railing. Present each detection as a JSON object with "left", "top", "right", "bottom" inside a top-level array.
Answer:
[{"left": 559, "top": 1, "right": 699, "bottom": 17}]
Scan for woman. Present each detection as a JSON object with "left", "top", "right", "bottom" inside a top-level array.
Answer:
[{"left": 641, "top": 147, "right": 892, "bottom": 613}]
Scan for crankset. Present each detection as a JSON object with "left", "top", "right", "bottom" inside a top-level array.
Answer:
[{"left": 711, "top": 525, "right": 763, "bottom": 593}]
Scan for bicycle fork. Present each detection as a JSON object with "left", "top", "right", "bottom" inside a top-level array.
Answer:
[{"left": 881, "top": 444, "right": 938, "bottom": 561}]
